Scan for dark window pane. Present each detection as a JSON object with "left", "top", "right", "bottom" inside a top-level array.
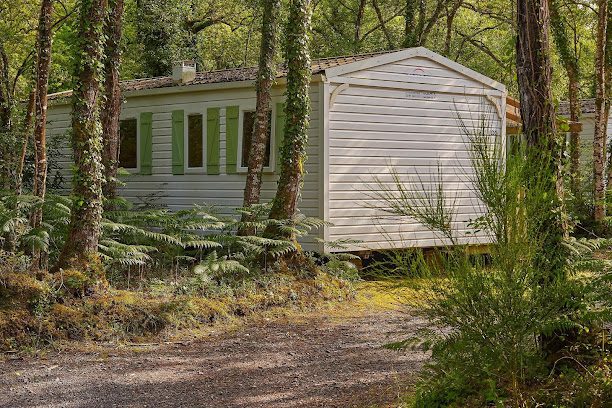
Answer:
[
  {"left": 188, "top": 114, "right": 203, "bottom": 168},
  {"left": 119, "top": 119, "right": 137, "bottom": 169},
  {"left": 241, "top": 111, "right": 271, "bottom": 168}
]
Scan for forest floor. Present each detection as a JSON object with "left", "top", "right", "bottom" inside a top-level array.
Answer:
[{"left": 0, "top": 281, "right": 430, "bottom": 408}]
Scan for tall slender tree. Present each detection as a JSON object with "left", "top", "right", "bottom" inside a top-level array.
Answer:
[
  {"left": 0, "top": 42, "right": 14, "bottom": 190},
  {"left": 240, "top": 0, "right": 281, "bottom": 235},
  {"left": 266, "top": 0, "right": 312, "bottom": 239},
  {"left": 604, "top": 4, "right": 612, "bottom": 196},
  {"left": 404, "top": 0, "right": 422, "bottom": 47},
  {"left": 515, "top": 0, "right": 564, "bottom": 276},
  {"left": 550, "top": 0, "right": 582, "bottom": 196},
  {"left": 101, "top": 0, "right": 125, "bottom": 203},
  {"left": 30, "top": 0, "right": 54, "bottom": 269},
  {"left": 55, "top": 0, "right": 108, "bottom": 272},
  {"left": 593, "top": 0, "right": 608, "bottom": 224}
]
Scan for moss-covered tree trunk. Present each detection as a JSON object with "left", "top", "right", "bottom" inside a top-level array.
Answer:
[
  {"left": 0, "top": 44, "right": 10, "bottom": 136},
  {"left": 550, "top": 0, "right": 581, "bottom": 197},
  {"left": 30, "top": 0, "right": 54, "bottom": 269},
  {"left": 516, "top": 0, "right": 565, "bottom": 277},
  {"left": 101, "top": 0, "right": 125, "bottom": 204},
  {"left": 55, "top": 0, "right": 108, "bottom": 273},
  {"left": 404, "top": 0, "right": 421, "bottom": 47},
  {"left": 604, "top": 4, "right": 612, "bottom": 200},
  {"left": 593, "top": 0, "right": 608, "bottom": 224},
  {"left": 0, "top": 43, "right": 13, "bottom": 190},
  {"left": 16, "top": 90, "right": 36, "bottom": 196},
  {"left": 240, "top": 0, "right": 281, "bottom": 235},
  {"left": 266, "top": 0, "right": 312, "bottom": 239}
]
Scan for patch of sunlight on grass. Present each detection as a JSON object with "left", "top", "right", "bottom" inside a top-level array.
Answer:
[{"left": 355, "top": 278, "right": 440, "bottom": 310}]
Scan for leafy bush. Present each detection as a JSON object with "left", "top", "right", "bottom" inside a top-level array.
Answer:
[{"left": 369, "top": 121, "right": 612, "bottom": 406}]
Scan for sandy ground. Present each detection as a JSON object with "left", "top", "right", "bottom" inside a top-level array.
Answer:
[{"left": 1, "top": 308, "right": 429, "bottom": 408}]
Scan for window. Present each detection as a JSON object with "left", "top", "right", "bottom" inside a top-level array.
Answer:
[
  {"left": 241, "top": 111, "right": 271, "bottom": 168},
  {"left": 119, "top": 118, "right": 137, "bottom": 169},
  {"left": 187, "top": 114, "right": 203, "bottom": 168}
]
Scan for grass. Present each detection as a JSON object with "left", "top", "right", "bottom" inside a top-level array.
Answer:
[{"left": 0, "top": 269, "right": 354, "bottom": 353}]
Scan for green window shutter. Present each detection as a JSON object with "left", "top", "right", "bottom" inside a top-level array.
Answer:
[
  {"left": 274, "top": 102, "right": 285, "bottom": 173},
  {"left": 139, "top": 112, "right": 153, "bottom": 175},
  {"left": 226, "top": 106, "right": 239, "bottom": 174},
  {"left": 171, "top": 110, "right": 185, "bottom": 175},
  {"left": 206, "top": 107, "right": 220, "bottom": 175}
]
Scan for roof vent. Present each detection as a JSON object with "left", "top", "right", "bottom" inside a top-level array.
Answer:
[{"left": 172, "top": 60, "right": 196, "bottom": 84}]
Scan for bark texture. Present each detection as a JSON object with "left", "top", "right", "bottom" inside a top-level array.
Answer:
[
  {"left": 404, "top": 0, "right": 421, "bottom": 47},
  {"left": 515, "top": 0, "right": 565, "bottom": 276},
  {"left": 101, "top": 0, "right": 125, "bottom": 203},
  {"left": 31, "top": 0, "right": 54, "bottom": 269},
  {"left": 266, "top": 0, "right": 312, "bottom": 238},
  {"left": 593, "top": 0, "right": 608, "bottom": 223},
  {"left": 550, "top": 0, "right": 581, "bottom": 197},
  {"left": 16, "top": 90, "right": 36, "bottom": 195},
  {"left": 0, "top": 43, "right": 13, "bottom": 190},
  {"left": 55, "top": 0, "right": 108, "bottom": 272},
  {"left": 240, "top": 0, "right": 281, "bottom": 235},
  {"left": 0, "top": 44, "right": 10, "bottom": 133}
]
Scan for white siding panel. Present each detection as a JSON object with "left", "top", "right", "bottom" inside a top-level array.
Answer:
[
  {"left": 46, "top": 84, "right": 323, "bottom": 250},
  {"left": 327, "top": 69, "right": 502, "bottom": 250}
]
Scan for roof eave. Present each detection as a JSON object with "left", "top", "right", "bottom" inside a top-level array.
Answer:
[{"left": 48, "top": 73, "right": 326, "bottom": 106}]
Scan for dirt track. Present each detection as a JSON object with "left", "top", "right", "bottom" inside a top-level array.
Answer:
[{"left": 1, "top": 308, "right": 429, "bottom": 408}]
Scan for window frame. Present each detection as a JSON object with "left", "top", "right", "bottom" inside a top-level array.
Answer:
[
  {"left": 236, "top": 103, "right": 276, "bottom": 174},
  {"left": 118, "top": 114, "right": 140, "bottom": 173},
  {"left": 183, "top": 109, "right": 206, "bottom": 173}
]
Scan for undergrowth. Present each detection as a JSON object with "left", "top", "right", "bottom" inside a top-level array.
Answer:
[
  {"left": 367, "top": 118, "right": 612, "bottom": 407},
  {"left": 0, "top": 198, "right": 356, "bottom": 352},
  {"left": 0, "top": 249, "right": 353, "bottom": 352}
]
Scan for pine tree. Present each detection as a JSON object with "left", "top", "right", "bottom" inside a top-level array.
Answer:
[
  {"left": 266, "top": 0, "right": 312, "bottom": 239},
  {"left": 240, "top": 0, "right": 281, "bottom": 235},
  {"left": 101, "top": 0, "right": 125, "bottom": 203},
  {"left": 55, "top": 0, "right": 108, "bottom": 273}
]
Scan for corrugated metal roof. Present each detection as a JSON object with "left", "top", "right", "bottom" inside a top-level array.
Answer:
[{"left": 48, "top": 51, "right": 390, "bottom": 101}]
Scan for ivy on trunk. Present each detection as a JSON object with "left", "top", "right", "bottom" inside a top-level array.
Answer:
[
  {"left": 515, "top": 0, "right": 565, "bottom": 278},
  {"left": 266, "top": 0, "right": 312, "bottom": 240},
  {"left": 55, "top": 0, "right": 108, "bottom": 275},
  {"left": 101, "top": 0, "right": 125, "bottom": 204}
]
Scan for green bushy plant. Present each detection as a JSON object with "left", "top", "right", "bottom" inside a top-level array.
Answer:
[
  {"left": 369, "top": 118, "right": 611, "bottom": 406},
  {"left": 1, "top": 191, "right": 327, "bottom": 285}
]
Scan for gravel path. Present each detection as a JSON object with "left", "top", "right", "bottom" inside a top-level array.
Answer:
[{"left": 1, "top": 308, "right": 429, "bottom": 408}]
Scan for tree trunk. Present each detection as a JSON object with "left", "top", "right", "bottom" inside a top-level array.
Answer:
[
  {"left": 240, "top": 0, "right": 281, "bottom": 235},
  {"left": 567, "top": 68, "right": 581, "bottom": 195},
  {"left": 593, "top": 0, "right": 608, "bottom": 223},
  {"left": 404, "top": 0, "right": 420, "bottom": 47},
  {"left": 31, "top": 0, "right": 54, "bottom": 270},
  {"left": 604, "top": 4, "right": 612, "bottom": 201},
  {"left": 0, "top": 43, "right": 14, "bottom": 190},
  {"left": 55, "top": 0, "right": 108, "bottom": 274},
  {"left": 372, "top": 0, "right": 395, "bottom": 50},
  {"left": 444, "top": 1, "right": 462, "bottom": 56},
  {"left": 354, "top": 0, "right": 367, "bottom": 48},
  {"left": 16, "top": 90, "right": 36, "bottom": 195},
  {"left": 266, "top": 0, "right": 312, "bottom": 239},
  {"left": 101, "top": 0, "right": 125, "bottom": 204},
  {"left": 550, "top": 0, "right": 581, "bottom": 197},
  {"left": 515, "top": 0, "right": 564, "bottom": 277}
]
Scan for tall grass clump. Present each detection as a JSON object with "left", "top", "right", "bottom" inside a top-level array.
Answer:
[{"left": 370, "top": 117, "right": 611, "bottom": 406}]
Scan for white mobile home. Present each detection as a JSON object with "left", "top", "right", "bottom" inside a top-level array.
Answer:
[
  {"left": 558, "top": 99, "right": 612, "bottom": 169},
  {"left": 46, "top": 47, "right": 507, "bottom": 252}
]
